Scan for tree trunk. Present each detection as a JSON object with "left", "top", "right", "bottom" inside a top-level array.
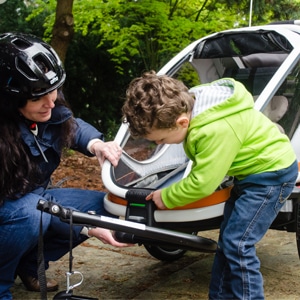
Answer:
[{"left": 51, "top": 0, "right": 74, "bottom": 63}]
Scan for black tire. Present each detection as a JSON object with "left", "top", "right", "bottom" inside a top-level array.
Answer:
[
  {"left": 144, "top": 244, "right": 187, "bottom": 261},
  {"left": 144, "top": 230, "right": 200, "bottom": 261}
]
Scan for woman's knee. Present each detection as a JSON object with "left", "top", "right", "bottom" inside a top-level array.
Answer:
[{"left": 46, "top": 188, "right": 106, "bottom": 213}]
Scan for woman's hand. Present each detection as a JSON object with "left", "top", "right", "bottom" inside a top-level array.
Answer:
[
  {"left": 145, "top": 189, "right": 167, "bottom": 210},
  {"left": 90, "top": 140, "right": 122, "bottom": 167},
  {"left": 88, "top": 227, "right": 134, "bottom": 247}
]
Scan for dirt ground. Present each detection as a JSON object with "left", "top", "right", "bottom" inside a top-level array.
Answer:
[
  {"left": 50, "top": 151, "right": 108, "bottom": 191},
  {"left": 11, "top": 151, "right": 300, "bottom": 299}
]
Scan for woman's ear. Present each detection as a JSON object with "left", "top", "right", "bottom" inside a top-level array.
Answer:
[{"left": 176, "top": 115, "right": 189, "bottom": 128}]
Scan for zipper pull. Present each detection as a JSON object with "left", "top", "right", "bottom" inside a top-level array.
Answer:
[
  {"left": 29, "top": 123, "right": 49, "bottom": 163},
  {"left": 30, "top": 123, "right": 38, "bottom": 136}
]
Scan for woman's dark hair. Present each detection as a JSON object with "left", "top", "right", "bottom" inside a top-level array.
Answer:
[{"left": 0, "top": 89, "right": 75, "bottom": 203}]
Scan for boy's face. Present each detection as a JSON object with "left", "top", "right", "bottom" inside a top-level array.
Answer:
[
  {"left": 145, "top": 127, "right": 186, "bottom": 144},
  {"left": 145, "top": 114, "right": 189, "bottom": 145}
]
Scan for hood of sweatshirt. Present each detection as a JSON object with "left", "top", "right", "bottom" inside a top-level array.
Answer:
[{"left": 189, "top": 78, "right": 254, "bottom": 129}]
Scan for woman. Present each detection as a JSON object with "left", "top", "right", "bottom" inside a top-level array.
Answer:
[{"left": 0, "top": 32, "right": 128, "bottom": 300}]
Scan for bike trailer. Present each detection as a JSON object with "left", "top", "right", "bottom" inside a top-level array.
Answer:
[{"left": 101, "top": 22, "right": 300, "bottom": 260}]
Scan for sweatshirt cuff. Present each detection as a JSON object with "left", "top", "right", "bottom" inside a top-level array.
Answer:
[{"left": 87, "top": 138, "right": 103, "bottom": 155}]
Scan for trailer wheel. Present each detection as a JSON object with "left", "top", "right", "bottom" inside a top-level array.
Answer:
[
  {"left": 144, "top": 244, "right": 187, "bottom": 261},
  {"left": 143, "top": 229, "right": 218, "bottom": 261}
]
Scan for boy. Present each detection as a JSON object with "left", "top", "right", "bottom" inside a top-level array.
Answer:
[{"left": 122, "top": 71, "right": 298, "bottom": 299}]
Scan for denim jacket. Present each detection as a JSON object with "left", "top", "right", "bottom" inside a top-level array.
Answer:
[{"left": 19, "top": 105, "right": 103, "bottom": 188}]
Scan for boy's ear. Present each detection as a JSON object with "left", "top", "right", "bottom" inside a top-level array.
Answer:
[{"left": 176, "top": 116, "right": 189, "bottom": 128}]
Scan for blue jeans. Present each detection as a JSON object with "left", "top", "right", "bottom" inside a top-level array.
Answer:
[
  {"left": 208, "top": 168, "right": 297, "bottom": 300},
  {"left": 0, "top": 188, "right": 114, "bottom": 300}
]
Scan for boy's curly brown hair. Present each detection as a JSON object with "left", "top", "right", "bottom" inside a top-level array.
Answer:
[{"left": 122, "top": 71, "right": 194, "bottom": 138}]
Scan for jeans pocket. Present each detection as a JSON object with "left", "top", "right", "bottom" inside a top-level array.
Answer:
[{"left": 274, "top": 181, "right": 295, "bottom": 213}]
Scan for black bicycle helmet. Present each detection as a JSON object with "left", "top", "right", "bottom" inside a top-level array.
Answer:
[{"left": 0, "top": 32, "right": 66, "bottom": 99}]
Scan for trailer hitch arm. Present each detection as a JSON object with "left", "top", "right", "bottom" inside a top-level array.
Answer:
[{"left": 36, "top": 199, "right": 217, "bottom": 253}]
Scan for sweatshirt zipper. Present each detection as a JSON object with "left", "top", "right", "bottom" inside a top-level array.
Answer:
[{"left": 30, "top": 123, "right": 49, "bottom": 163}]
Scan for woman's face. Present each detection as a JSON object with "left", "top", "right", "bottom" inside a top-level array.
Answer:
[{"left": 18, "top": 89, "right": 57, "bottom": 122}]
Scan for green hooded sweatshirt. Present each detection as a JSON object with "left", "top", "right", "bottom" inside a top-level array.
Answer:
[{"left": 161, "top": 78, "right": 296, "bottom": 209}]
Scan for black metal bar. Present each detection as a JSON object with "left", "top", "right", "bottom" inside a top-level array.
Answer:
[{"left": 36, "top": 199, "right": 216, "bottom": 253}]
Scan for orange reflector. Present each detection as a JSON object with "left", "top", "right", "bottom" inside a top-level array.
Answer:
[{"left": 107, "top": 185, "right": 232, "bottom": 210}]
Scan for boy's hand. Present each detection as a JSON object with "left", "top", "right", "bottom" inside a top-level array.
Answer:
[{"left": 146, "top": 189, "right": 167, "bottom": 209}]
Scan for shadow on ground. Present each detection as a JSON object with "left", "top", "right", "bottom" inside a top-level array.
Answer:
[{"left": 11, "top": 229, "right": 300, "bottom": 300}]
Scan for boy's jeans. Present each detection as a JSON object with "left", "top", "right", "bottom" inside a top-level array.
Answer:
[
  {"left": 0, "top": 188, "right": 114, "bottom": 300},
  {"left": 209, "top": 170, "right": 297, "bottom": 300}
]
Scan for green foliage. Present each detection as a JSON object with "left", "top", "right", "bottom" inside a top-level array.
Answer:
[
  {"left": 105, "top": 119, "right": 123, "bottom": 142},
  {"left": 24, "top": 0, "right": 56, "bottom": 40},
  {"left": 221, "top": 0, "right": 300, "bottom": 25},
  {"left": 0, "top": 0, "right": 26, "bottom": 32},
  {"left": 63, "top": 33, "right": 129, "bottom": 136},
  {"left": 3, "top": 0, "right": 300, "bottom": 137},
  {"left": 0, "top": 0, "right": 44, "bottom": 35},
  {"left": 74, "top": 0, "right": 237, "bottom": 73}
]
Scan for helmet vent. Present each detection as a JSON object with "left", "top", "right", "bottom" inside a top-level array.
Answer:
[
  {"left": 17, "top": 58, "right": 38, "bottom": 80},
  {"left": 34, "top": 54, "right": 51, "bottom": 73},
  {"left": 12, "top": 38, "right": 31, "bottom": 50}
]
